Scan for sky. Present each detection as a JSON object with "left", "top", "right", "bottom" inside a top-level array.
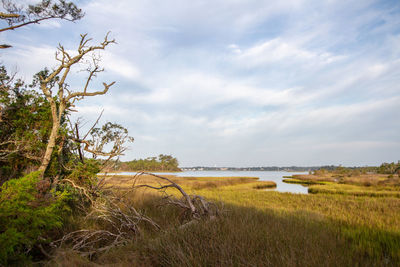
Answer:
[{"left": 1, "top": 0, "right": 400, "bottom": 167}]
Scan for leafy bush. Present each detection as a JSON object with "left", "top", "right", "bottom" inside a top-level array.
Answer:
[{"left": 0, "top": 171, "right": 71, "bottom": 264}]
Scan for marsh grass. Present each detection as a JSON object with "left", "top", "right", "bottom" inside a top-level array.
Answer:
[
  {"left": 49, "top": 175, "right": 400, "bottom": 266},
  {"left": 94, "top": 206, "right": 362, "bottom": 267},
  {"left": 309, "top": 184, "right": 400, "bottom": 198},
  {"left": 290, "top": 173, "right": 398, "bottom": 188},
  {"left": 100, "top": 174, "right": 259, "bottom": 190},
  {"left": 291, "top": 174, "right": 336, "bottom": 182}
]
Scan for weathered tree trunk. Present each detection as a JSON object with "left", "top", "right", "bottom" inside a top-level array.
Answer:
[{"left": 38, "top": 118, "right": 60, "bottom": 173}]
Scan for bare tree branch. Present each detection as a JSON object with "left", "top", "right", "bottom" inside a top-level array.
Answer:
[{"left": 37, "top": 33, "right": 115, "bottom": 174}]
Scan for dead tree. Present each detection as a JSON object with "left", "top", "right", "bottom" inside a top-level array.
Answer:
[{"left": 38, "top": 33, "right": 116, "bottom": 174}]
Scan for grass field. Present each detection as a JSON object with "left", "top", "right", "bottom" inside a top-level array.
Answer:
[{"left": 51, "top": 174, "right": 400, "bottom": 266}]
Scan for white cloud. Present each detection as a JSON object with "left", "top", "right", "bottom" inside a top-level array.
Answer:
[
  {"left": 102, "top": 52, "right": 141, "bottom": 81},
  {"left": 36, "top": 20, "right": 62, "bottom": 29},
  {"left": 233, "top": 38, "right": 345, "bottom": 68}
]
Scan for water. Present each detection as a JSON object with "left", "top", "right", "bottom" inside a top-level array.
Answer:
[{"left": 111, "top": 170, "right": 309, "bottom": 194}]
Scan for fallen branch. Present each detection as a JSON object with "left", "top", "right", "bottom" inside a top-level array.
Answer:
[{"left": 134, "top": 172, "right": 219, "bottom": 222}]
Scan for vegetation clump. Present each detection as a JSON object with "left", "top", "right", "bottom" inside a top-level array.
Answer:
[
  {"left": 252, "top": 181, "right": 276, "bottom": 189},
  {"left": 283, "top": 178, "right": 331, "bottom": 185},
  {"left": 0, "top": 172, "right": 71, "bottom": 264}
]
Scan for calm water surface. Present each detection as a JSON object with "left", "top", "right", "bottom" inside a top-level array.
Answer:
[{"left": 113, "top": 170, "right": 309, "bottom": 194}]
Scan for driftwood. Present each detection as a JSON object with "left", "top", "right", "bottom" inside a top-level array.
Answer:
[{"left": 134, "top": 172, "right": 219, "bottom": 223}]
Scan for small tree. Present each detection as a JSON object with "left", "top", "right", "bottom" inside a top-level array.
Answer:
[{"left": 70, "top": 118, "right": 134, "bottom": 172}]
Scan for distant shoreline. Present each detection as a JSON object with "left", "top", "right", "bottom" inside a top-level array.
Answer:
[
  {"left": 99, "top": 170, "right": 182, "bottom": 174},
  {"left": 181, "top": 166, "right": 376, "bottom": 172}
]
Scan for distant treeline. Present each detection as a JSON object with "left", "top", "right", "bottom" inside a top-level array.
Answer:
[
  {"left": 116, "top": 154, "right": 181, "bottom": 172},
  {"left": 377, "top": 162, "right": 400, "bottom": 174},
  {"left": 183, "top": 162, "right": 400, "bottom": 174},
  {"left": 315, "top": 162, "right": 400, "bottom": 175}
]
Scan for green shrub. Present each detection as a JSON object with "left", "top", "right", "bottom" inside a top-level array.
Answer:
[
  {"left": 66, "top": 159, "right": 100, "bottom": 187},
  {"left": 0, "top": 171, "right": 71, "bottom": 264}
]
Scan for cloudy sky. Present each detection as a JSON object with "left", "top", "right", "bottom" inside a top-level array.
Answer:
[{"left": 2, "top": 0, "right": 400, "bottom": 167}]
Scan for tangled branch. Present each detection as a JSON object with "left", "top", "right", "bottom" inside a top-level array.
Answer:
[{"left": 50, "top": 185, "right": 159, "bottom": 257}]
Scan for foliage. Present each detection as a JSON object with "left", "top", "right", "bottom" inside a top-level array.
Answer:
[
  {"left": 377, "top": 162, "right": 400, "bottom": 175},
  {"left": 119, "top": 154, "right": 181, "bottom": 172},
  {"left": 65, "top": 158, "right": 101, "bottom": 187},
  {"left": 85, "top": 122, "right": 134, "bottom": 160},
  {"left": 0, "top": 0, "right": 83, "bottom": 34},
  {"left": 0, "top": 66, "right": 53, "bottom": 182},
  {"left": 0, "top": 171, "right": 71, "bottom": 264}
]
